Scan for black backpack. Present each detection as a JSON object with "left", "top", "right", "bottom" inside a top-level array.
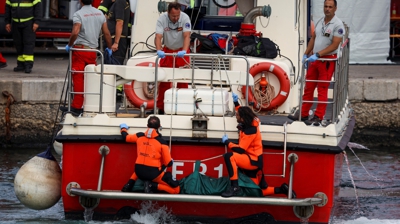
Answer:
[
  {"left": 191, "top": 33, "right": 224, "bottom": 54},
  {"left": 233, "top": 35, "right": 279, "bottom": 59}
]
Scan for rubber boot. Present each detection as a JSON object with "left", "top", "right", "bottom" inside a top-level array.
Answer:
[
  {"left": 221, "top": 180, "right": 242, "bottom": 198},
  {"left": 121, "top": 179, "right": 135, "bottom": 192},
  {"left": 25, "top": 62, "right": 33, "bottom": 73},
  {"left": 14, "top": 61, "right": 25, "bottom": 72},
  {"left": 144, "top": 181, "right": 158, "bottom": 193},
  {"left": 275, "top": 183, "right": 296, "bottom": 198}
]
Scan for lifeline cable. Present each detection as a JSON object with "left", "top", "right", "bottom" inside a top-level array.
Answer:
[
  {"left": 48, "top": 60, "right": 71, "bottom": 151},
  {"left": 217, "top": 56, "right": 230, "bottom": 154},
  {"left": 168, "top": 54, "right": 178, "bottom": 152}
]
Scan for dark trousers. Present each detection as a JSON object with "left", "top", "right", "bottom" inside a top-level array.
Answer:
[
  {"left": 12, "top": 20, "right": 36, "bottom": 67},
  {"left": 112, "top": 37, "right": 128, "bottom": 65}
]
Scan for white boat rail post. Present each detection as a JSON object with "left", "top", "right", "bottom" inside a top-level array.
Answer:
[
  {"left": 331, "top": 50, "right": 341, "bottom": 122},
  {"left": 154, "top": 56, "right": 161, "bottom": 114},
  {"left": 282, "top": 122, "right": 288, "bottom": 178},
  {"left": 332, "top": 37, "right": 350, "bottom": 122},
  {"left": 297, "top": 63, "right": 306, "bottom": 121},
  {"left": 67, "top": 48, "right": 105, "bottom": 114},
  {"left": 97, "top": 145, "right": 110, "bottom": 191},
  {"left": 67, "top": 51, "right": 72, "bottom": 111},
  {"left": 287, "top": 153, "right": 298, "bottom": 199},
  {"left": 191, "top": 54, "right": 195, "bottom": 88}
]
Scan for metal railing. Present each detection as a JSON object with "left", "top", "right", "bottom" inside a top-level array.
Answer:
[
  {"left": 65, "top": 48, "right": 105, "bottom": 114},
  {"left": 298, "top": 26, "right": 350, "bottom": 123},
  {"left": 152, "top": 53, "right": 251, "bottom": 114}
]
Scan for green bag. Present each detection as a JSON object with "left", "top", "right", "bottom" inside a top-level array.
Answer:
[{"left": 179, "top": 161, "right": 263, "bottom": 197}]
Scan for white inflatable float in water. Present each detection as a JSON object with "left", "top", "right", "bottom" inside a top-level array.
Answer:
[
  {"left": 53, "top": 130, "right": 63, "bottom": 155},
  {"left": 14, "top": 147, "right": 61, "bottom": 210}
]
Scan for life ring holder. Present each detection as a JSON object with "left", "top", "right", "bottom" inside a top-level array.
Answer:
[
  {"left": 241, "top": 62, "right": 290, "bottom": 111},
  {"left": 124, "top": 62, "right": 156, "bottom": 109}
]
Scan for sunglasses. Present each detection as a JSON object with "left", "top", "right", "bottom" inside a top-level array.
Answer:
[{"left": 168, "top": 22, "right": 183, "bottom": 31}]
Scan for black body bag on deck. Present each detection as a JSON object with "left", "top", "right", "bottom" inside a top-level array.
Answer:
[
  {"left": 191, "top": 33, "right": 224, "bottom": 54},
  {"left": 233, "top": 35, "right": 279, "bottom": 59}
]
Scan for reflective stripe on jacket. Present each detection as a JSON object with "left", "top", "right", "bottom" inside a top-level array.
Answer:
[{"left": 5, "top": 0, "right": 42, "bottom": 24}]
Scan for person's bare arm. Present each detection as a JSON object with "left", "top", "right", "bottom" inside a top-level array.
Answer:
[
  {"left": 317, "top": 36, "right": 342, "bottom": 56},
  {"left": 304, "top": 32, "right": 316, "bottom": 56},
  {"left": 155, "top": 33, "right": 163, "bottom": 50},
  {"left": 112, "top": 20, "right": 123, "bottom": 51},
  {"left": 182, "top": 31, "right": 190, "bottom": 51},
  {"left": 102, "top": 22, "right": 113, "bottom": 49},
  {"left": 68, "top": 23, "right": 81, "bottom": 46}
]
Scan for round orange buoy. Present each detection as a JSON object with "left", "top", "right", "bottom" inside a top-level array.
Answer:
[
  {"left": 124, "top": 62, "right": 156, "bottom": 109},
  {"left": 242, "top": 62, "right": 290, "bottom": 111}
]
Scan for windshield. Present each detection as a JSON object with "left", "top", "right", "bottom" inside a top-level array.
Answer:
[{"left": 179, "top": 0, "right": 243, "bottom": 17}]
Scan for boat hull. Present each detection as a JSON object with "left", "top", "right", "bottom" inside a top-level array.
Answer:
[{"left": 61, "top": 141, "right": 343, "bottom": 223}]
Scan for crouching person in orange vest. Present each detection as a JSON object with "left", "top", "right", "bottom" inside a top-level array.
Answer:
[
  {"left": 221, "top": 93, "right": 296, "bottom": 198},
  {"left": 120, "top": 116, "right": 180, "bottom": 194}
]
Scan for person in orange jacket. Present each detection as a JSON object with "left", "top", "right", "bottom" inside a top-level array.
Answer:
[
  {"left": 120, "top": 116, "right": 180, "bottom": 194},
  {"left": 0, "top": 53, "right": 7, "bottom": 68},
  {"left": 221, "top": 93, "right": 296, "bottom": 198}
]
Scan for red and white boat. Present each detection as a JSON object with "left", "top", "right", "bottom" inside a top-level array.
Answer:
[{"left": 55, "top": 0, "right": 353, "bottom": 223}]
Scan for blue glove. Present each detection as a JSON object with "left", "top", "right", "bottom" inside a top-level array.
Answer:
[
  {"left": 120, "top": 123, "right": 129, "bottom": 130},
  {"left": 177, "top": 50, "right": 186, "bottom": 58},
  {"left": 157, "top": 50, "right": 165, "bottom": 58},
  {"left": 105, "top": 48, "right": 112, "bottom": 56},
  {"left": 222, "top": 134, "right": 228, "bottom": 144},
  {"left": 307, "top": 53, "right": 319, "bottom": 63},
  {"left": 302, "top": 54, "right": 308, "bottom": 64},
  {"left": 65, "top": 45, "right": 71, "bottom": 53},
  {"left": 232, "top": 92, "right": 239, "bottom": 103}
]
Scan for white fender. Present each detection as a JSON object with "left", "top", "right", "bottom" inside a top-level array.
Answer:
[
  {"left": 14, "top": 155, "right": 61, "bottom": 210},
  {"left": 53, "top": 130, "right": 63, "bottom": 155}
]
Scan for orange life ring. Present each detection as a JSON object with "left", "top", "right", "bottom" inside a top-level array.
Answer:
[
  {"left": 241, "top": 62, "right": 290, "bottom": 111},
  {"left": 124, "top": 62, "right": 155, "bottom": 109}
]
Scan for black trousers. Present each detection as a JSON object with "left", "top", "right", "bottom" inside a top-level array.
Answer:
[
  {"left": 12, "top": 20, "right": 36, "bottom": 66},
  {"left": 112, "top": 37, "right": 128, "bottom": 65}
]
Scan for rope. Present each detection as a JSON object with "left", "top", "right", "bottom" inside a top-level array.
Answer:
[
  {"left": 252, "top": 77, "right": 275, "bottom": 113},
  {"left": 175, "top": 154, "right": 223, "bottom": 163},
  {"left": 190, "top": 0, "right": 205, "bottom": 30}
]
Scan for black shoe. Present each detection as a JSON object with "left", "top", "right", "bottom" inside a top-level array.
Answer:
[
  {"left": 288, "top": 113, "right": 308, "bottom": 121},
  {"left": 25, "top": 66, "right": 32, "bottom": 73},
  {"left": 59, "top": 106, "right": 83, "bottom": 116},
  {"left": 13, "top": 66, "right": 25, "bottom": 72},
  {"left": 146, "top": 109, "right": 164, "bottom": 115},
  {"left": 121, "top": 179, "right": 135, "bottom": 192},
  {"left": 304, "top": 116, "right": 321, "bottom": 126},
  {"left": 280, "top": 183, "right": 296, "bottom": 199},
  {"left": 0, "top": 62, "right": 7, "bottom": 68},
  {"left": 143, "top": 181, "right": 153, "bottom": 193},
  {"left": 221, "top": 186, "right": 242, "bottom": 198}
]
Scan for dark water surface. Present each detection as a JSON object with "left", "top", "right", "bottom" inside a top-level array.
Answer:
[{"left": 1, "top": 146, "right": 399, "bottom": 224}]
